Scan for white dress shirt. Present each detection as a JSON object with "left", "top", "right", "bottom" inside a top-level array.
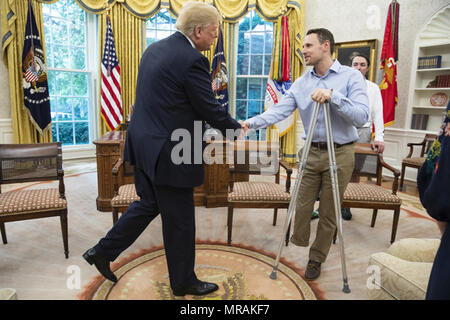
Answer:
[{"left": 361, "top": 79, "right": 384, "bottom": 142}]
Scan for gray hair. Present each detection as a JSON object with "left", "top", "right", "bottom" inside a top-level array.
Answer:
[{"left": 175, "top": 1, "right": 222, "bottom": 36}]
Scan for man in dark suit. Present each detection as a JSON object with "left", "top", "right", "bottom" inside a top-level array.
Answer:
[{"left": 83, "top": 1, "right": 242, "bottom": 297}]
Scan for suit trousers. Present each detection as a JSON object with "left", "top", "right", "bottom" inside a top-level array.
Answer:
[
  {"left": 290, "top": 143, "right": 355, "bottom": 263},
  {"left": 94, "top": 166, "right": 198, "bottom": 291}
]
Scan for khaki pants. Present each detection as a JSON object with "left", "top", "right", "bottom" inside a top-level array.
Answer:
[{"left": 290, "top": 143, "right": 355, "bottom": 263}]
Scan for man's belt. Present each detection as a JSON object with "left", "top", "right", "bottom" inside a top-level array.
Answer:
[{"left": 310, "top": 141, "right": 354, "bottom": 150}]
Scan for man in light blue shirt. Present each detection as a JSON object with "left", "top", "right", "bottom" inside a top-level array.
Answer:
[{"left": 241, "top": 28, "right": 369, "bottom": 280}]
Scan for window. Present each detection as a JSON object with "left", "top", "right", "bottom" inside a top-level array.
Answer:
[
  {"left": 146, "top": 9, "right": 177, "bottom": 47},
  {"left": 43, "top": 0, "right": 96, "bottom": 146},
  {"left": 235, "top": 11, "right": 273, "bottom": 140}
]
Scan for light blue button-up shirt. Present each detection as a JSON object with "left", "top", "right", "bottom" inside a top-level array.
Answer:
[{"left": 247, "top": 60, "right": 369, "bottom": 144}]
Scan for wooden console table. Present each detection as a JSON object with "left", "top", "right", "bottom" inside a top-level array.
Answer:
[{"left": 94, "top": 132, "right": 243, "bottom": 212}]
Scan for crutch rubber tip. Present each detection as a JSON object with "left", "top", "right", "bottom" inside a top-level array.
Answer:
[
  {"left": 342, "top": 284, "right": 351, "bottom": 294},
  {"left": 269, "top": 270, "right": 277, "bottom": 280}
]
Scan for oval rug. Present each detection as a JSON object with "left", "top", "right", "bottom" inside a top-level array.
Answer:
[{"left": 79, "top": 242, "right": 324, "bottom": 300}]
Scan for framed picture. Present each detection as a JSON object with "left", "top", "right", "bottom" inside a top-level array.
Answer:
[{"left": 333, "top": 39, "right": 378, "bottom": 82}]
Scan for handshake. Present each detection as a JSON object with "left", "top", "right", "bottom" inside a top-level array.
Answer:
[{"left": 238, "top": 120, "right": 250, "bottom": 137}]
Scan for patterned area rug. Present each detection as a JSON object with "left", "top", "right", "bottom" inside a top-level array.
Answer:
[
  {"left": 78, "top": 242, "right": 324, "bottom": 300},
  {"left": 398, "top": 191, "right": 435, "bottom": 222}
]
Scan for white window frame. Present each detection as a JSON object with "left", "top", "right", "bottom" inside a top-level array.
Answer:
[
  {"left": 43, "top": 5, "right": 98, "bottom": 159},
  {"left": 233, "top": 11, "right": 273, "bottom": 140}
]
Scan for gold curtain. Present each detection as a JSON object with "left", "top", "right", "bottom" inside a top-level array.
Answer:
[
  {"left": 0, "top": 0, "right": 52, "bottom": 143},
  {"left": 97, "top": 3, "right": 144, "bottom": 136}
]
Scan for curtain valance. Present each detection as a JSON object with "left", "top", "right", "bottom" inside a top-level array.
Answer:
[{"left": 39, "top": 0, "right": 301, "bottom": 22}]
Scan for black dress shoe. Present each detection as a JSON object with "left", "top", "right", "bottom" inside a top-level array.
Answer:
[
  {"left": 83, "top": 248, "right": 118, "bottom": 283},
  {"left": 172, "top": 280, "right": 219, "bottom": 296}
]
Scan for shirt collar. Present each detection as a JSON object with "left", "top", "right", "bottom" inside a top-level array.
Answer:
[
  {"left": 310, "top": 59, "right": 341, "bottom": 77},
  {"left": 178, "top": 30, "right": 195, "bottom": 48}
]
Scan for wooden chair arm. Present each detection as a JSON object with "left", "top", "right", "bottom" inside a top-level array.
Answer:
[
  {"left": 279, "top": 160, "right": 292, "bottom": 193},
  {"left": 112, "top": 158, "right": 124, "bottom": 195},
  {"left": 405, "top": 141, "right": 425, "bottom": 158},
  {"left": 380, "top": 157, "right": 400, "bottom": 195},
  {"left": 279, "top": 159, "right": 293, "bottom": 175}
]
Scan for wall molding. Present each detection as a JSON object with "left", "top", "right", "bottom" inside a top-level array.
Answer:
[{"left": 0, "top": 118, "right": 14, "bottom": 144}]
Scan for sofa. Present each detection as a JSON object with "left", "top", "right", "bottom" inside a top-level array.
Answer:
[{"left": 367, "top": 238, "right": 440, "bottom": 300}]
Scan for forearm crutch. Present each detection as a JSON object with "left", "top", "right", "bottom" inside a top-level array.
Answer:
[{"left": 269, "top": 101, "right": 351, "bottom": 294}]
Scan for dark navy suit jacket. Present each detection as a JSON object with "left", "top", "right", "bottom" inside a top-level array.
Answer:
[{"left": 125, "top": 31, "right": 241, "bottom": 188}]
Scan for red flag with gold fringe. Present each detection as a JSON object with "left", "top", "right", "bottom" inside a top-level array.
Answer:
[{"left": 379, "top": 1, "right": 399, "bottom": 128}]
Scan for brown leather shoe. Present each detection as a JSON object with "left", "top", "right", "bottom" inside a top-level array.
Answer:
[{"left": 305, "top": 260, "right": 321, "bottom": 280}]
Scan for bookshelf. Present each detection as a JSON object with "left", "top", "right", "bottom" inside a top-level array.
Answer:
[{"left": 409, "top": 7, "right": 450, "bottom": 132}]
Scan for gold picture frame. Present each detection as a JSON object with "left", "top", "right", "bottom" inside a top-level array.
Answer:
[{"left": 333, "top": 39, "right": 378, "bottom": 82}]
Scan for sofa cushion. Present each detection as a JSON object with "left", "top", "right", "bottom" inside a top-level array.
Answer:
[
  {"left": 368, "top": 252, "right": 432, "bottom": 300},
  {"left": 387, "top": 238, "right": 440, "bottom": 263}
]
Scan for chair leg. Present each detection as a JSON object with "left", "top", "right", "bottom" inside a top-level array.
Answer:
[
  {"left": 273, "top": 208, "right": 278, "bottom": 226},
  {"left": 112, "top": 208, "right": 119, "bottom": 225},
  {"left": 391, "top": 208, "right": 400, "bottom": 244},
  {"left": 399, "top": 164, "right": 406, "bottom": 191},
  {"left": 0, "top": 222, "right": 7, "bottom": 244},
  {"left": 371, "top": 209, "right": 378, "bottom": 227},
  {"left": 60, "top": 213, "right": 69, "bottom": 259},
  {"left": 227, "top": 205, "right": 234, "bottom": 246}
]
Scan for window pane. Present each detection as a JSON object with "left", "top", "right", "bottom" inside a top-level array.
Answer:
[
  {"left": 238, "top": 32, "right": 249, "bottom": 54},
  {"left": 47, "top": 70, "right": 56, "bottom": 95},
  {"left": 57, "top": 97, "right": 73, "bottom": 120},
  {"left": 251, "top": 33, "right": 264, "bottom": 54},
  {"left": 70, "top": 21, "right": 85, "bottom": 47},
  {"left": 73, "top": 98, "right": 88, "bottom": 120},
  {"left": 248, "top": 100, "right": 260, "bottom": 118},
  {"left": 72, "top": 73, "right": 88, "bottom": 96},
  {"left": 146, "top": 9, "right": 176, "bottom": 48},
  {"left": 251, "top": 12, "right": 264, "bottom": 31},
  {"left": 265, "top": 32, "right": 273, "bottom": 54},
  {"left": 261, "top": 77, "right": 268, "bottom": 99},
  {"left": 50, "top": 97, "right": 57, "bottom": 121},
  {"left": 70, "top": 47, "right": 86, "bottom": 69},
  {"left": 236, "top": 100, "right": 247, "bottom": 121},
  {"left": 239, "top": 15, "right": 250, "bottom": 32},
  {"left": 250, "top": 55, "right": 263, "bottom": 75},
  {"left": 146, "top": 29, "right": 157, "bottom": 46},
  {"left": 236, "top": 78, "right": 247, "bottom": 99},
  {"left": 237, "top": 55, "right": 249, "bottom": 75},
  {"left": 57, "top": 122, "right": 74, "bottom": 145},
  {"left": 248, "top": 78, "right": 261, "bottom": 99},
  {"left": 75, "top": 122, "right": 89, "bottom": 145},
  {"left": 51, "top": 18, "right": 68, "bottom": 45},
  {"left": 55, "top": 71, "right": 71, "bottom": 96},
  {"left": 264, "top": 55, "right": 271, "bottom": 75},
  {"left": 53, "top": 45, "right": 69, "bottom": 68}
]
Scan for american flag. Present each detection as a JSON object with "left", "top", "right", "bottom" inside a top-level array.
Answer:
[
  {"left": 101, "top": 16, "right": 122, "bottom": 131},
  {"left": 25, "top": 67, "right": 39, "bottom": 83}
]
